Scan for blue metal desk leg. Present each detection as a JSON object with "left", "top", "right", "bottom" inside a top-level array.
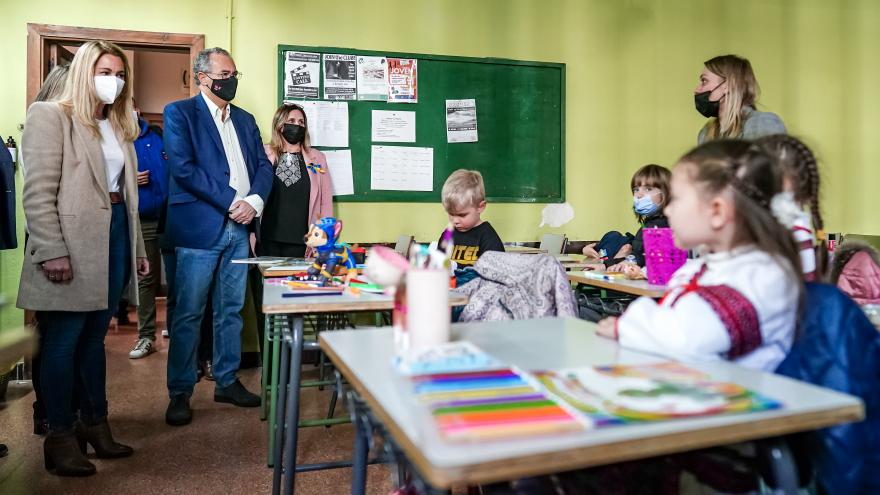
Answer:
[
  {"left": 351, "top": 401, "right": 369, "bottom": 495},
  {"left": 282, "top": 315, "right": 304, "bottom": 495},
  {"left": 271, "top": 316, "right": 292, "bottom": 495}
]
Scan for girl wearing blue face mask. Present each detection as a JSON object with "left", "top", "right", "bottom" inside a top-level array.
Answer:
[{"left": 606, "top": 164, "right": 671, "bottom": 275}]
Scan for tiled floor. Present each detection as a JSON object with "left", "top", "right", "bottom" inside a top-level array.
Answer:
[{"left": 0, "top": 303, "right": 394, "bottom": 494}]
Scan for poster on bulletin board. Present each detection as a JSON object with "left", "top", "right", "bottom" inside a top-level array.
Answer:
[
  {"left": 323, "top": 54, "right": 357, "bottom": 100},
  {"left": 357, "top": 56, "right": 389, "bottom": 101},
  {"left": 387, "top": 58, "right": 418, "bottom": 103},
  {"left": 446, "top": 99, "right": 478, "bottom": 143},
  {"left": 284, "top": 51, "right": 320, "bottom": 99}
]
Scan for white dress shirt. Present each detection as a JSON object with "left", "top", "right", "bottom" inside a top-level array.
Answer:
[
  {"left": 97, "top": 119, "right": 125, "bottom": 193},
  {"left": 201, "top": 92, "right": 264, "bottom": 216}
]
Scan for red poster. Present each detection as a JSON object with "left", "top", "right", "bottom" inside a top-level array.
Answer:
[{"left": 387, "top": 58, "right": 418, "bottom": 103}]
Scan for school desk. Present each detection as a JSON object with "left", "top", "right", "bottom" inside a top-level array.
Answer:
[
  {"left": 504, "top": 245, "right": 547, "bottom": 254},
  {"left": 558, "top": 259, "right": 605, "bottom": 272},
  {"left": 320, "top": 317, "right": 864, "bottom": 494},
  {"left": 568, "top": 270, "right": 668, "bottom": 298},
  {"left": 555, "top": 253, "right": 602, "bottom": 266},
  {"left": 262, "top": 281, "right": 468, "bottom": 494},
  {"left": 258, "top": 264, "right": 309, "bottom": 278}
]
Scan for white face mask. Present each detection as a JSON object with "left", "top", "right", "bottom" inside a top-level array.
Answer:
[{"left": 94, "top": 75, "right": 125, "bottom": 104}]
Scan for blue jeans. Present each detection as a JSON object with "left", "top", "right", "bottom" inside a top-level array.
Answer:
[
  {"left": 37, "top": 203, "right": 131, "bottom": 432},
  {"left": 162, "top": 249, "right": 214, "bottom": 363},
  {"left": 167, "top": 220, "right": 248, "bottom": 395}
]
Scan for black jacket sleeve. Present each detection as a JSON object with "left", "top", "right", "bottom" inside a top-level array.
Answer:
[{"left": 630, "top": 214, "right": 669, "bottom": 266}]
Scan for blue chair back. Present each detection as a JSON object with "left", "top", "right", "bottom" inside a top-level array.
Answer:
[{"left": 776, "top": 283, "right": 880, "bottom": 494}]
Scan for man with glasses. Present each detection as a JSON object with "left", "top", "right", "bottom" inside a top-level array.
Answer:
[{"left": 162, "top": 47, "right": 273, "bottom": 426}]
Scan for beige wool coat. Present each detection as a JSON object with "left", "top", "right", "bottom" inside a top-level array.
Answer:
[{"left": 17, "top": 102, "right": 145, "bottom": 312}]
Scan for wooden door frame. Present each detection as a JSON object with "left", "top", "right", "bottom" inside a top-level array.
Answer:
[{"left": 26, "top": 23, "right": 205, "bottom": 107}]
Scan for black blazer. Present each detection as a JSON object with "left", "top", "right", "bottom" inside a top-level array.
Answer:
[{"left": 0, "top": 142, "right": 16, "bottom": 250}]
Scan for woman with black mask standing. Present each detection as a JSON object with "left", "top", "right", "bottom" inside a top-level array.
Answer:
[
  {"left": 695, "top": 54, "right": 786, "bottom": 144},
  {"left": 253, "top": 103, "right": 333, "bottom": 257},
  {"left": 246, "top": 103, "right": 335, "bottom": 349}
]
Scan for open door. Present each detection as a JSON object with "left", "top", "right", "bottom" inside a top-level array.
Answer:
[
  {"left": 45, "top": 42, "right": 76, "bottom": 72},
  {"left": 26, "top": 23, "right": 204, "bottom": 106}
]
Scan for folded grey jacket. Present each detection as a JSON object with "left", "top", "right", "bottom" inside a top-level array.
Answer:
[{"left": 454, "top": 251, "right": 578, "bottom": 322}]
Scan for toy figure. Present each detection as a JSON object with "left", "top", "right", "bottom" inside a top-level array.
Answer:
[{"left": 304, "top": 217, "right": 355, "bottom": 286}]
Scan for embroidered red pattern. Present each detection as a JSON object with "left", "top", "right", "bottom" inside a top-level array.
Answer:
[
  {"left": 693, "top": 285, "right": 762, "bottom": 358},
  {"left": 664, "top": 264, "right": 762, "bottom": 358}
]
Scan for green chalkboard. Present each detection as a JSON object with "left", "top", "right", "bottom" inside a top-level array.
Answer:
[{"left": 277, "top": 45, "right": 565, "bottom": 203}]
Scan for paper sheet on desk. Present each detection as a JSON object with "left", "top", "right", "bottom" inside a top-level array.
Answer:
[
  {"left": 370, "top": 145, "right": 433, "bottom": 191},
  {"left": 265, "top": 264, "right": 313, "bottom": 272},
  {"left": 323, "top": 149, "right": 354, "bottom": 196}
]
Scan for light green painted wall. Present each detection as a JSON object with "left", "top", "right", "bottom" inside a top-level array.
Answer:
[{"left": 2, "top": 0, "right": 879, "bottom": 330}]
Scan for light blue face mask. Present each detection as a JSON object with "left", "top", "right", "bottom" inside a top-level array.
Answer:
[{"left": 633, "top": 194, "right": 659, "bottom": 216}]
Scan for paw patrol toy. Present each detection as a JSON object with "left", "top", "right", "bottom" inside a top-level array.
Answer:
[{"left": 304, "top": 217, "right": 355, "bottom": 286}]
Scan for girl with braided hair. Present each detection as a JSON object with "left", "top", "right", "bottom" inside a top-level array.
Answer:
[
  {"left": 597, "top": 139, "right": 803, "bottom": 372},
  {"left": 757, "top": 134, "right": 827, "bottom": 281}
]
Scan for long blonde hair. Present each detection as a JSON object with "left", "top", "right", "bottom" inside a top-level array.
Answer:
[
  {"left": 268, "top": 103, "right": 311, "bottom": 163},
  {"left": 57, "top": 40, "right": 138, "bottom": 142},
  {"left": 703, "top": 55, "right": 760, "bottom": 141}
]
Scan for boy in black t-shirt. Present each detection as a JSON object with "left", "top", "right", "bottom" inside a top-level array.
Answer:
[{"left": 438, "top": 169, "right": 504, "bottom": 267}]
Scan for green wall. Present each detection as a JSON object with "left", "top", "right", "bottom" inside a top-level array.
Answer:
[{"left": 2, "top": 0, "right": 878, "bottom": 330}]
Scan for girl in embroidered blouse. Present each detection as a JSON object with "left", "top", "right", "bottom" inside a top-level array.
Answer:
[
  {"left": 597, "top": 139, "right": 803, "bottom": 371},
  {"left": 757, "top": 134, "right": 827, "bottom": 282}
]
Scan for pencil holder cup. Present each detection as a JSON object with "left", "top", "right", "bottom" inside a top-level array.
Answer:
[
  {"left": 643, "top": 227, "right": 688, "bottom": 285},
  {"left": 406, "top": 268, "right": 451, "bottom": 354}
]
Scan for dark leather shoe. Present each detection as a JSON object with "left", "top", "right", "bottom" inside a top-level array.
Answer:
[
  {"left": 214, "top": 379, "right": 260, "bottom": 407},
  {"left": 0, "top": 443, "right": 7, "bottom": 458},
  {"left": 165, "top": 394, "right": 192, "bottom": 426},
  {"left": 75, "top": 419, "right": 133, "bottom": 458},
  {"left": 44, "top": 431, "right": 96, "bottom": 476}
]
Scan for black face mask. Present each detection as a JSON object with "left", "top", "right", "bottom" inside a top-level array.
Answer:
[
  {"left": 694, "top": 82, "right": 724, "bottom": 118},
  {"left": 282, "top": 123, "right": 306, "bottom": 145},
  {"left": 206, "top": 74, "right": 238, "bottom": 102}
]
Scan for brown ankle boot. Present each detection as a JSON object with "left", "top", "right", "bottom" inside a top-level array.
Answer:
[
  {"left": 44, "top": 431, "right": 96, "bottom": 476},
  {"left": 76, "top": 419, "right": 133, "bottom": 459}
]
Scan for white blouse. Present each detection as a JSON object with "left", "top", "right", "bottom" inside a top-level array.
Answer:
[
  {"left": 97, "top": 119, "right": 124, "bottom": 193},
  {"left": 617, "top": 246, "right": 799, "bottom": 371}
]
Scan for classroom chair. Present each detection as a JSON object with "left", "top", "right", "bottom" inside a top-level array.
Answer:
[
  {"left": 394, "top": 234, "right": 414, "bottom": 258},
  {"left": 693, "top": 283, "right": 880, "bottom": 494},
  {"left": 774, "top": 283, "right": 880, "bottom": 494},
  {"left": 539, "top": 233, "right": 567, "bottom": 255}
]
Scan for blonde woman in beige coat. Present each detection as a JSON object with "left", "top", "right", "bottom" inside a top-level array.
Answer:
[{"left": 18, "top": 40, "right": 148, "bottom": 477}]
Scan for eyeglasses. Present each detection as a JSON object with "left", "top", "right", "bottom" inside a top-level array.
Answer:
[{"left": 203, "top": 71, "right": 243, "bottom": 80}]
